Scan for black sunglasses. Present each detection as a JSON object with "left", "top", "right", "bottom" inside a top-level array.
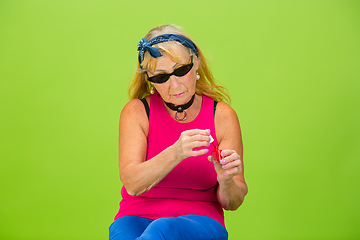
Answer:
[{"left": 146, "top": 56, "right": 194, "bottom": 83}]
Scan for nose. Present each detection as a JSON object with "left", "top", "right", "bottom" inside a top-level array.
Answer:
[{"left": 168, "top": 75, "right": 181, "bottom": 89}]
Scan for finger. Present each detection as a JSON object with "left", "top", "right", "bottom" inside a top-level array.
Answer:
[
  {"left": 184, "top": 129, "right": 210, "bottom": 137},
  {"left": 189, "top": 135, "right": 211, "bottom": 143},
  {"left": 189, "top": 140, "right": 211, "bottom": 149},
  {"left": 223, "top": 167, "right": 241, "bottom": 177},
  {"left": 191, "top": 148, "right": 209, "bottom": 157},
  {"left": 221, "top": 159, "right": 241, "bottom": 170},
  {"left": 220, "top": 154, "right": 238, "bottom": 165},
  {"left": 220, "top": 149, "right": 234, "bottom": 158},
  {"left": 206, "top": 129, "right": 211, "bottom": 135}
]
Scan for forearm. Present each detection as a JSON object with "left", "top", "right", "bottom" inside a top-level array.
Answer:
[
  {"left": 217, "top": 177, "right": 248, "bottom": 210},
  {"left": 120, "top": 145, "right": 180, "bottom": 196}
]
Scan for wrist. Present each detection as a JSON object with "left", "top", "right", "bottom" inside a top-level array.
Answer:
[
  {"left": 167, "top": 144, "right": 183, "bottom": 163},
  {"left": 218, "top": 177, "right": 234, "bottom": 188}
]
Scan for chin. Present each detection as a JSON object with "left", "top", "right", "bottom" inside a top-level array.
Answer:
[{"left": 175, "top": 93, "right": 195, "bottom": 104}]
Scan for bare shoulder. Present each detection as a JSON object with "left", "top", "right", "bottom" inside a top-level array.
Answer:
[
  {"left": 215, "top": 102, "right": 240, "bottom": 128},
  {"left": 216, "top": 101, "right": 237, "bottom": 114},
  {"left": 121, "top": 98, "right": 147, "bottom": 117},
  {"left": 120, "top": 98, "right": 149, "bottom": 135}
]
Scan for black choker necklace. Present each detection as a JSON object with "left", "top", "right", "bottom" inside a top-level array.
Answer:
[{"left": 164, "top": 94, "right": 196, "bottom": 121}]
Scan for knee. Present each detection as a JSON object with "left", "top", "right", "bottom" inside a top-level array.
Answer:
[
  {"left": 150, "top": 217, "right": 176, "bottom": 233},
  {"left": 109, "top": 216, "right": 151, "bottom": 240},
  {"left": 138, "top": 217, "right": 177, "bottom": 240}
]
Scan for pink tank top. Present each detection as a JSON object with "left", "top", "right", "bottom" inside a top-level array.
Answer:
[{"left": 114, "top": 93, "right": 224, "bottom": 227}]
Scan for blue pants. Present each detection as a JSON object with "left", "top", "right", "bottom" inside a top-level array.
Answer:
[{"left": 109, "top": 215, "right": 228, "bottom": 240}]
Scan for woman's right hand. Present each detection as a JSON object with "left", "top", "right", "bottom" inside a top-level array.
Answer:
[{"left": 172, "top": 129, "right": 211, "bottom": 161}]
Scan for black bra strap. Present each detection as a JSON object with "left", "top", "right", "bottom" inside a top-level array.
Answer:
[
  {"left": 214, "top": 101, "right": 218, "bottom": 115},
  {"left": 140, "top": 98, "right": 150, "bottom": 119}
]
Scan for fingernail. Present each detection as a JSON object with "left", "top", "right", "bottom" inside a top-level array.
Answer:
[
  {"left": 221, "top": 160, "right": 226, "bottom": 164},
  {"left": 224, "top": 173, "right": 227, "bottom": 176},
  {"left": 204, "top": 149, "right": 209, "bottom": 153},
  {"left": 222, "top": 165, "right": 227, "bottom": 169}
]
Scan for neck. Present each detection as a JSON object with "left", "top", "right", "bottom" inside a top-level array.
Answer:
[
  {"left": 164, "top": 94, "right": 196, "bottom": 112},
  {"left": 163, "top": 94, "right": 196, "bottom": 121}
]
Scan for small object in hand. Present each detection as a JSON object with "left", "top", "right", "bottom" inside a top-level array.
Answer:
[
  {"left": 209, "top": 135, "right": 214, "bottom": 143},
  {"left": 210, "top": 135, "right": 222, "bottom": 163}
]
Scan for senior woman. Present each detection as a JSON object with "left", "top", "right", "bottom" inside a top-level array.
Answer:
[{"left": 109, "top": 24, "right": 248, "bottom": 240}]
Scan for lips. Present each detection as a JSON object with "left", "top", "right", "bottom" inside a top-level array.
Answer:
[{"left": 173, "top": 92, "right": 185, "bottom": 97}]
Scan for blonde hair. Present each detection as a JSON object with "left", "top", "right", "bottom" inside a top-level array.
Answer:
[{"left": 128, "top": 24, "right": 230, "bottom": 103}]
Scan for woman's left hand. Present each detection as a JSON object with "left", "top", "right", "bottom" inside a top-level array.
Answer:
[{"left": 208, "top": 149, "right": 242, "bottom": 183}]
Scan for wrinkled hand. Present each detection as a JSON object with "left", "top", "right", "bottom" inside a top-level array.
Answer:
[
  {"left": 174, "top": 129, "right": 211, "bottom": 161},
  {"left": 208, "top": 149, "right": 242, "bottom": 182}
]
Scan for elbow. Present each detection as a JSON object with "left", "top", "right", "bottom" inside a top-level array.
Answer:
[
  {"left": 126, "top": 189, "right": 137, "bottom": 196},
  {"left": 120, "top": 176, "right": 146, "bottom": 196},
  {"left": 124, "top": 184, "right": 152, "bottom": 196},
  {"left": 122, "top": 183, "right": 142, "bottom": 196},
  {"left": 222, "top": 184, "right": 248, "bottom": 211},
  {"left": 120, "top": 168, "right": 157, "bottom": 196},
  {"left": 120, "top": 174, "right": 136, "bottom": 196},
  {"left": 126, "top": 187, "right": 148, "bottom": 196},
  {"left": 223, "top": 200, "right": 243, "bottom": 211}
]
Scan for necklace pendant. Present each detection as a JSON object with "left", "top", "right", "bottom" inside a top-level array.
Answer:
[
  {"left": 163, "top": 94, "right": 195, "bottom": 121},
  {"left": 175, "top": 111, "right": 187, "bottom": 121}
]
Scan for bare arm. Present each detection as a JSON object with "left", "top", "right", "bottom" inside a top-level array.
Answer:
[
  {"left": 118, "top": 98, "right": 210, "bottom": 196},
  {"left": 211, "top": 102, "right": 248, "bottom": 210}
]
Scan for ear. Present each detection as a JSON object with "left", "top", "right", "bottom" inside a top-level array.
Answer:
[{"left": 193, "top": 54, "right": 200, "bottom": 71}]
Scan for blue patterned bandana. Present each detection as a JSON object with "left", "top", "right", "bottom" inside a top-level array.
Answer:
[{"left": 137, "top": 34, "right": 199, "bottom": 68}]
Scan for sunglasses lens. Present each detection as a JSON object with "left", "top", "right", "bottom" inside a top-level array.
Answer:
[
  {"left": 148, "top": 74, "right": 169, "bottom": 83},
  {"left": 147, "top": 61, "right": 193, "bottom": 83},
  {"left": 174, "top": 63, "right": 193, "bottom": 77}
]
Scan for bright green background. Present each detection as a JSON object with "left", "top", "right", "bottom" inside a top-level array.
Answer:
[{"left": 1, "top": 0, "right": 359, "bottom": 239}]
